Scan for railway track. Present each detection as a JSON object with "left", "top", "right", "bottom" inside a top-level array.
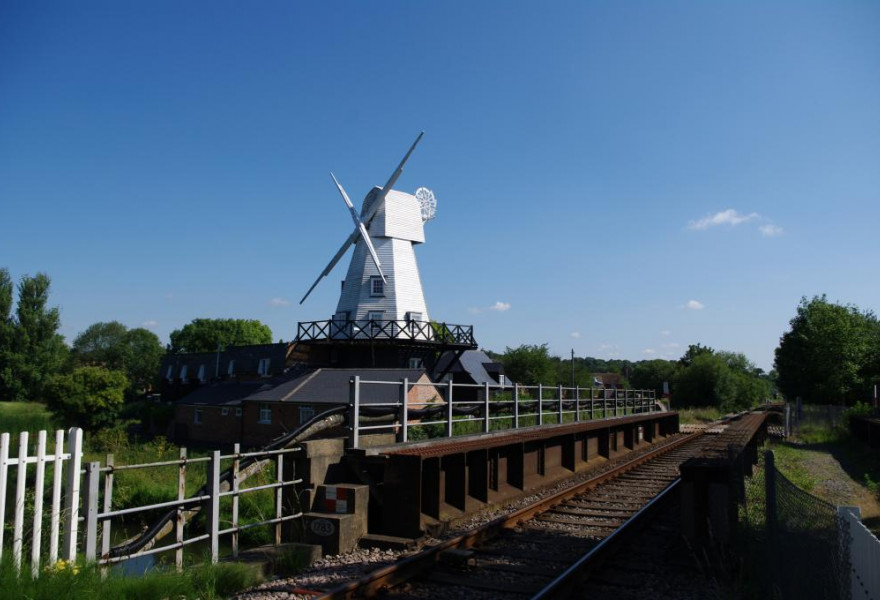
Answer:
[{"left": 316, "top": 430, "right": 714, "bottom": 599}]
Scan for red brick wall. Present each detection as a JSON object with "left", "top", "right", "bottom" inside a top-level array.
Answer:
[{"left": 173, "top": 404, "right": 242, "bottom": 446}]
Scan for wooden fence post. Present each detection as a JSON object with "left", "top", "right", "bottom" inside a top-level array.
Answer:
[
  {"left": 0, "top": 432, "right": 8, "bottom": 565},
  {"left": 101, "top": 453, "right": 114, "bottom": 575},
  {"left": 49, "top": 429, "right": 64, "bottom": 564},
  {"left": 176, "top": 447, "right": 187, "bottom": 571},
  {"left": 275, "top": 453, "right": 283, "bottom": 545},
  {"left": 83, "top": 461, "right": 100, "bottom": 562},
  {"left": 230, "top": 445, "right": 238, "bottom": 560},
  {"left": 62, "top": 427, "right": 83, "bottom": 562},
  {"left": 31, "top": 431, "right": 47, "bottom": 577},
  {"left": 13, "top": 431, "right": 28, "bottom": 572},
  {"left": 207, "top": 450, "right": 221, "bottom": 563}
]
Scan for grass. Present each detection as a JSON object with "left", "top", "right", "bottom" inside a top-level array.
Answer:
[
  {"left": 676, "top": 406, "right": 724, "bottom": 424},
  {"left": 0, "top": 554, "right": 261, "bottom": 600}
]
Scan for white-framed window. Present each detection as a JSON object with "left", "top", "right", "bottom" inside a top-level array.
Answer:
[
  {"left": 367, "top": 311, "right": 384, "bottom": 336},
  {"left": 498, "top": 374, "right": 506, "bottom": 387},
  {"left": 408, "top": 357, "right": 423, "bottom": 369},
  {"left": 227, "top": 360, "right": 235, "bottom": 376},
  {"left": 406, "top": 312, "right": 423, "bottom": 322},
  {"left": 299, "top": 405, "right": 315, "bottom": 424},
  {"left": 180, "top": 365, "right": 189, "bottom": 380},
  {"left": 258, "top": 403, "right": 272, "bottom": 424},
  {"left": 197, "top": 365, "right": 206, "bottom": 383},
  {"left": 166, "top": 365, "right": 174, "bottom": 381},
  {"left": 194, "top": 408, "right": 203, "bottom": 425},
  {"left": 370, "top": 276, "right": 385, "bottom": 297},
  {"left": 221, "top": 407, "right": 229, "bottom": 416},
  {"left": 257, "top": 358, "right": 271, "bottom": 376},
  {"left": 235, "top": 407, "right": 242, "bottom": 417}
]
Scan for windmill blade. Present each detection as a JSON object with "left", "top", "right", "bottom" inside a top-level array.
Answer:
[
  {"left": 362, "top": 131, "right": 424, "bottom": 225},
  {"left": 331, "top": 172, "right": 386, "bottom": 284},
  {"left": 299, "top": 228, "right": 359, "bottom": 304}
]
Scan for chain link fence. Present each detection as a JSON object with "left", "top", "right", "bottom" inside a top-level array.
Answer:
[{"left": 739, "top": 450, "right": 851, "bottom": 599}]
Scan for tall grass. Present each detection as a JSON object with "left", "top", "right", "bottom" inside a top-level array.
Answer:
[{"left": 0, "top": 554, "right": 260, "bottom": 600}]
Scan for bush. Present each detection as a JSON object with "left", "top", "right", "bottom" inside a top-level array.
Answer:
[{"left": 43, "top": 366, "right": 127, "bottom": 430}]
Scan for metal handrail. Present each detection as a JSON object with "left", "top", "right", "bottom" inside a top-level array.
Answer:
[{"left": 295, "top": 319, "right": 477, "bottom": 347}]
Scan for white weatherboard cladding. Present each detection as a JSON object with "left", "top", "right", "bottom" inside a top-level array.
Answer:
[
  {"left": 370, "top": 191, "right": 425, "bottom": 243},
  {"left": 335, "top": 234, "right": 429, "bottom": 322}
]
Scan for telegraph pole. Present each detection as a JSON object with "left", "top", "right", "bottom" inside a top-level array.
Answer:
[{"left": 571, "top": 349, "right": 575, "bottom": 388}]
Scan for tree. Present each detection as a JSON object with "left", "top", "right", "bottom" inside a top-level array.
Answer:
[
  {"left": 500, "top": 344, "right": 556, "bottom": 385},
  {"left": 679, "top": 343, "right": 715, "bottom": 367},
  {"left": 775, "top": 295, "right": 880, "bottom": 404},
  {"left": 0, "top": 271, "right": 68, "bottom": 402},
  {"left": 169, "top": 318, "right": 273, "bottom": 353},
  {"left": 71, "top": 322, "right": 164, "bottom": 395},
  {"left": 630, "top": 359, "right": 679, "bottom": 399},
  {"left": 44, "top": 366, "right": 127, "bottom": 430}
]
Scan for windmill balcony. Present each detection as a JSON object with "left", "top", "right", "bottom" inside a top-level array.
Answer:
[{"left": 295, "top": 319, "right": 477, "bottom": 349}]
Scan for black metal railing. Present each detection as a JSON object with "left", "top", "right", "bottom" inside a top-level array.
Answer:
[{"left": 295, "top": 319, "right": 477, "bottom": 347}]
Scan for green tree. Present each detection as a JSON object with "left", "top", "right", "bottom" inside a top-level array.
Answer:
[
  {"left": 678, "top": 343, "right": 715, "bottom": 367},
  {"left": 44, "top": 366, "right": 127, "bottom": 430},
  {"left": 169, "top": 318, "right": 273, "bottom": 353},
  {"left": 774, "top": 295, "right": 880, "bottom": 404},
  {"left": 630, "top": 359, "right": 679, "bottom": 398},
  {"left": 500, "top": 344, "right": 556, "bottom": 385},
  {"left": 71, "top": 322, "right": 164, "bottom": 395},
  {"left": 0, "top": 271, "right": 68, "bottom": 402}
]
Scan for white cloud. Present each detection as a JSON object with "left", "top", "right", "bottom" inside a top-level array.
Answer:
[
  {"left": 759, "top": 224, "right": 784, "bottom": 237},
  {"left": 660, "top": 330, "right": 671, "bottom": 336},
  {"left": 489, "top": 301, "right": 511, "bottom": 312},
  {"left": 141, "top": 320, "right": 158, "bottom": 328},
  {"left": 688, "top": 209, "right": 758, "bottom": 230},
  {"left": 683, "top": 300, "right": 705, "bottom": 310},
  {"left": 570, "top": 331, "right": 581, "bottom": 339},
  {"left": 268, "top": 297, "right": 290, "bottom": 307},
  {"left": 642, "top": 348, "right": 656, "bottom": 355}
]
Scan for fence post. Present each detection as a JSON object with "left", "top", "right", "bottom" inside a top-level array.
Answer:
[
  {"left": 538, "top": 384, "right": 543, "bottom": 426},
  {"left": 62, "top": 427, "right": 83, "bottom": 562},
  {"left": 484, "top": 382, "right": 491, "bottom": 433},
  {"left": 100, "top": 453, "right": 114, "bottom": 575},
  {"left": 49, "top": 429, "right": 64, "bottom": 564},
  {"left": 83, "top": 461, "right": 100, "bottom": 563},
  {"left": 557, "top": 385, "right": 564, "bottom": 424},
  {"left": 177, "top": 447, "right": 187, "bottom": 571},
  {"left": 514, "top": 384, "right": 520, "bottom": 429},
  {"left": 231, "top": 444, "right": 239, "bottom": 558},
  {"left": 207, "top": 450, "right": 221, "bottom": 564},
  {"left": 575, "top": 387, "right": 580, "bottom": 422},
  {"left": 275, "top": 453, "right": 283, "bottom": 545},
  {"left": 31, "top": 431, "right": 47, "bottom": 577},
  {"left": 400, "top": 378, "right": 409, "bottom": 443},
  {"left": 590, "top": 388, "right": 595, "bottom": 420},
  {"left": 446, "top": 381, "right": 454, "bottom": 438},
  {"left": 13, "top": 431, "right": 28, "bottom": 572},
  {"left": 765, "top": 450, "right": 777, "bottom": 540},
  {"left": 350, "top": 376, "right": 361, "bottom": 449},
  {"left": 0, "top": 432, "right": 8, "bottom": 565}
]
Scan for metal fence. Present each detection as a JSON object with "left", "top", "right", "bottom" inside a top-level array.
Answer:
[
  {"left": 349, "top": 377, "right": 658, "bottom": 448},
  {"left": 740, "top": 450, "right": 853, "bottom": 599},
  {"left": 0, "top": 427, "right": 303, "bottom": 577}
]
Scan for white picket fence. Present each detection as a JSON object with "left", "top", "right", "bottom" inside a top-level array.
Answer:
[
  {"left": 840, "top": 506, "right": 880, "bottom": 600},
  {"left": 0, "top": 428, "right": 83, "bottom": 576},
  {"left": 1, "top": 427, "right": 304, "bottom": 578}
]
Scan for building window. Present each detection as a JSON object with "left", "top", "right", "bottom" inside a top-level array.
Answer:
[
  {"left": 221, "top": 407, "right": 229, "bottom": 416},
  {"left": 299, "top": 405, "right": 315, "bottom": 424},
  {"left": 370, "top": 276, "right": 385, "bottom": 297},
  {"left": 406, "top": 312, "right": 423, "bottom": 322},
  {"left": 180, "top": 365, "right": 189, "bottom": 380},
  {"left": 227, "top": 360, "right": 235, "bottom": 376},
  {"left": 498, "top": 374, "right": 506, "bottom": 387},
  {"left": 257, "top": 358, "right": 270, "bottom": 376},
  {"left": 197, "top": 365, "right": 206, "bottom": 383},
  {"left": 367, "top": 311, "right": 384, "bottom": 336},
  {"left": 258, "top": 403, "right": 272, "bottom": 424},
  {"left": 408, "top": 357, "right": 423, "bottom": 369},
  {"left": 235, "top": 408, "right": 242, "bottom": 417},
  {"left": 194, "top": 408, "right": 203, "bottom": 425},
  {"left": 166, "top": 365, "right": 174, "bottom": 381}
]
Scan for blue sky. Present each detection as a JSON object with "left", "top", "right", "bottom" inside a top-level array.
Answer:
[{"left": 2, "top": 1, "right": 879, "bottom": 372}]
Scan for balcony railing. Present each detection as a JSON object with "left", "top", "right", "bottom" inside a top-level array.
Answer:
[{"left": 295, "top": 319, "right": 476, "bottom": 347}]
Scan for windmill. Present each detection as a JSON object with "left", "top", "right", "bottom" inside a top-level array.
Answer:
[{"left": 300, "top": 133, "right": 438, "bottom": 333}]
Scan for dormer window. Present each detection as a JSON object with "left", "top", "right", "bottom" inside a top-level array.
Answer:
[
  {"left": 227, "top": 360, "right": 235, "bottom": 376},
  {"left": 180, "top": 365, "right": 188, "bottom": 380},
  {"left": 257, "top": 358, "right": 271, "bottom": 376},
  {"left": 166, "top": 366, "right": 174, "bottom": 381},
  {"left": 197, "top": 365, "right": 206, "bottom": 383},
  {"left": 370, "top": 276, "right": 385, "bottom": 297}
]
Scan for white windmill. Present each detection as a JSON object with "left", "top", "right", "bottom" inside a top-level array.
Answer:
[{"left": 300, "top": 133, "right": 438, "bottom": 336}]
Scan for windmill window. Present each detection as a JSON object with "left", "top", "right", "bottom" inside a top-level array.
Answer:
[
  {"left": 180, "top": 365, "right": 189, "bottom": 380},
  {"left": 227, "top": 360, "right": 235, "bottom": 376},
  {"left": 370, "top": 276, "right": 385, "bottom": 297},
  {"left": 407, "top": 312, "right": 423, "bottom": 323},
  {"left": 258, "top": 403, "right": 272, "bottom": 424}
]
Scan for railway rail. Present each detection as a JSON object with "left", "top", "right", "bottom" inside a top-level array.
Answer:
[{"left": 315, "top": 430, "right": 713, "bottom": 599}]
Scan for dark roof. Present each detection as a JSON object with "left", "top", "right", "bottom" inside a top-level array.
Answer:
[
  {"left": 160, "top": 342, "right": 290, "bottom": 380},
  {"left": 435, "top": 350, "right": 509, "bottom": 386},
  {"left": 244, "top": 368, "right": 429, "bottom": 405},
  {"left": 174, "top": 381, "right": 267, "bottom": 407}
]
